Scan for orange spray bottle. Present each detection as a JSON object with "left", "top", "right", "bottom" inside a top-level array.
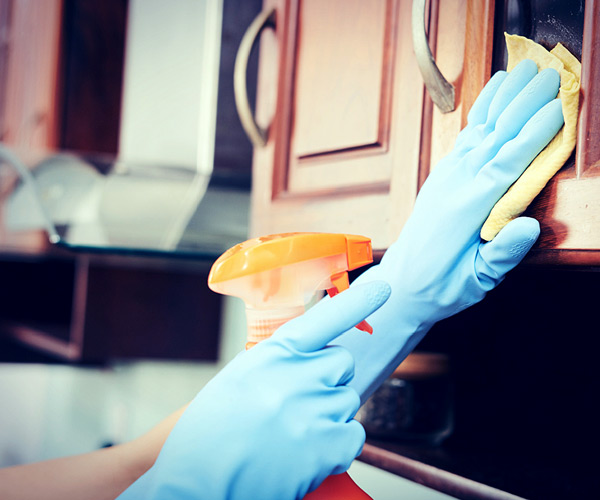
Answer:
[{"left": 208, "top": 232, "right": 374, "bottom": 499}]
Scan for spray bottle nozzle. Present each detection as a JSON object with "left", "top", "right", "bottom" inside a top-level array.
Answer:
[
  {"left": 326, "top": 272, "right": 372, "bottom": 334},
  {"left": 208, "top": 232, "right": 375, "bottom": 342}
]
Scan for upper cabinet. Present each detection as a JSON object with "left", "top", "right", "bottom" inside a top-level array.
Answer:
[
  {"left": 248, "top": 0, "right": 494, "bottom": 250},
  {"left": 248, "top": 0, "right": 600, "bottom": 265},
  {"left": 0, "top": 0, "right": 127, "bottom": 154}
]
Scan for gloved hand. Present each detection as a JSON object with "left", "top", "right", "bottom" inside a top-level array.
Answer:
[
  {"left": 117, "top": 280, "right": 391, "bottom": 500},
  {"left": 334, "top": 59, "right": 565, "bottom": 401}
]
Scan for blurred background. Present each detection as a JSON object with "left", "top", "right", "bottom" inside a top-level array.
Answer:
[
  {"left": 0, "top": 1, "right": 441, "bottom": 497},
  {"left": 0, "top": 0, "right": 253, "bottom": 463}
]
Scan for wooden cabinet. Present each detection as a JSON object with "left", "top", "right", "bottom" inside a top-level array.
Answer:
[
  {"left": 0, "top": 0, "right": 127, "bottom": 154},
  {"left": 359, "top": 265, "right": 600, "bottom": 499},
  {"left": 250, "top": 0, "right": 494, "bottom": 250},
  {"left": 250, "top": 0, "right": 600, "bottom": 264}
]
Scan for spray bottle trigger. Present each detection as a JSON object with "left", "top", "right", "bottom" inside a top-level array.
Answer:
[
  {"left": 326, "top": 273, "right": 373, "bottom": 335},
  {"left": 326, "top": 272, "right": 349, "bottom": 297}
]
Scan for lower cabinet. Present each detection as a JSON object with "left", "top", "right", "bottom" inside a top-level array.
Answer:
[
  {"left": 357, "top": 266, "right": 600, "bottom": 499},
  {"left": 0, "top": 252, "right": 221, "bottom": 363}
]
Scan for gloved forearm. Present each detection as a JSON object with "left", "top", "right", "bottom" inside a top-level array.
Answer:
[{"left": 333, "top": 60, "right": 565, "bottom": 402}]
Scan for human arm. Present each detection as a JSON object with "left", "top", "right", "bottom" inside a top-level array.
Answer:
[
  {"left": 333, "top": 60, "right": 565, "bottom": 402},
  {"left": 0, "top": 405, "right": 186, "bottom": 500}
]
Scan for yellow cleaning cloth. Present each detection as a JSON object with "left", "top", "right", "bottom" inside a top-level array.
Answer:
[{"left": 480, "top": 33, "right": 581, "bottom": 241}]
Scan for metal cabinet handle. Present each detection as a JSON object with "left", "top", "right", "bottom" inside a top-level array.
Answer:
[
  {"left": 411, "top": 0, "right": 455, "bottom": 113},
  {"left": 234, "top": 7, "right": 276, "bottom": 147}
]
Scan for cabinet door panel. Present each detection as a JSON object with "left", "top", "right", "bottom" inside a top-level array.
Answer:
[
  {"left": 289, "top": 0, "right": 396, "bottom": 193},
  {"left": 292, "top": 0, "right": 387, "bottom": 157}
]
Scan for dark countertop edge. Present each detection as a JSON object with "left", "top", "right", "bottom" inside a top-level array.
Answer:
[{"left": 358, "top": 443, "right": 525, "bottom": 500}]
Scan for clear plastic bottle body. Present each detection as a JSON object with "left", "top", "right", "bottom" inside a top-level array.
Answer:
[
  {"left": 211, "top": 254, "right": 348, "bottom": 347},
  {"left": 244, "top": 305, "right": 305, "bottom": 347}
]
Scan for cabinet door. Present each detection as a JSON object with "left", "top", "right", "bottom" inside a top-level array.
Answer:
[
  {"left": 252, "top": 0, "right": 423, "bottom": 250},
  {"left": 251, "top": 0, "right": 494, "bottom": 251},
  {"left": 0, "top": 0, "right": 126, "bottom": 153}
]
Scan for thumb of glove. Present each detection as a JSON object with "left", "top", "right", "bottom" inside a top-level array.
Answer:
[{"left": 475, "top": 216, "right": 540, "bottom": 290}]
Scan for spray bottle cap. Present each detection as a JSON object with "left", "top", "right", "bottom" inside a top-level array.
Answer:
[
  {"left": 209, "top": 232, "right": 372, "bottom": 285},
  {"left": 208, "top": 232, "right": 374, "bottom": 335}
]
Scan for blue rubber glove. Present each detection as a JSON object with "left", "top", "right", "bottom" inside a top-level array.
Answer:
[
  {"left": 117, "top": 280, "right": 391, "bottom": 500},
  {"left": 334, "top": 59, "right": 565, "bottom": 402}
]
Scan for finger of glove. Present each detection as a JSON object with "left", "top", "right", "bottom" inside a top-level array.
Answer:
[
  {"left": 474, "top": 98, "right": 564, "bottom": 204},
  {"left": 496, "top": 68, "right": 560, "bottom": 133},
  {"left": 325, "top": 385, "right": 362, "bottom": 423},
  {"left": 475, "top": 217, "right": 540, "bottom": 291},
  {"left": 305, "top": 420, "right": 365, "bottom": 489},
  {"left": 450, "top": 71, "right": 508, "bottom": 155},
  {"left": 453, "top": 59, "right": 540, "bottom": 163},
  {"left": 466, "top": 70, "right": 508, "bottom": 127},
  {"left": 484, "top": 59, "right": 539, "bottom": 131},
  {"left": 328, "top": 419, "right": 366, "bottom": 475},
  {"left": 313, "top": 344, "right": 357, "bottom": 387},
  {"left": 459, "top": 67, "right": 560, "bottom": 179},
  {"left": 275, "top": 281, "right": 391, "bottom": 353}
]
